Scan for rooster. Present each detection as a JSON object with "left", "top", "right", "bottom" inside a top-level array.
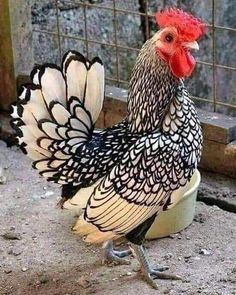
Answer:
[{"left": 11, "top": 8, "right": 205, "bottom": 289}]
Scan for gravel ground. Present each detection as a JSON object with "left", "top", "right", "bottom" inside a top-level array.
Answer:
[{"left": 0, "top": 140, "right": 236, "bottom": 295}]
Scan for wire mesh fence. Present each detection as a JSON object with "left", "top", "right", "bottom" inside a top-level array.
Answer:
[{"left": 32, "top": 0, "right": 236, "bottom": 116}]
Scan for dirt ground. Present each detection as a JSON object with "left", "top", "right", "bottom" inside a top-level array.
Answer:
[{"left": 0, "top": 140, "right": 236, "bottom": 295}]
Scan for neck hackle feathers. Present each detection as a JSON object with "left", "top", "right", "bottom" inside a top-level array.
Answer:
[{"left": 156, "top": 8, "right": 206, "bottom": 42}]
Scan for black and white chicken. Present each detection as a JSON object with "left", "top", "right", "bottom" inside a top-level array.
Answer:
[{"left": 11, "top": 8, "right": 205, "bottom": 289}]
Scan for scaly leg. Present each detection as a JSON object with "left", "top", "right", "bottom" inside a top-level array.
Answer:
[
  {"left": 102, "top": 240, "right": 132, "bottom": 265},
  {"left": 132, "top": 244, "right": 181, "bottom": 289}
]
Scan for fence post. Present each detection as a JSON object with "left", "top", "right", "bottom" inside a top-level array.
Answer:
[
  {"left": 0, "top": 0, "right": 16, "bottom": 111},
  {"left": 8, "top": 0, "right": 34, "bottom": 77}
]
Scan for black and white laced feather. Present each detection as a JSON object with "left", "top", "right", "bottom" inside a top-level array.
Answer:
[
  {"left": 11, "top": 40, "right": 202, "bottom": 244},
  {"left": 11, "top": 51, "right": 134, "bottom": 188}
]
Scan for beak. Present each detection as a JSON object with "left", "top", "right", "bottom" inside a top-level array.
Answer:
[{"left": 182, "top": 41, "right": 199, "bottom": 51}]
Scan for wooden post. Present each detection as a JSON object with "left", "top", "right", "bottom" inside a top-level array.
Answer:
[{"left": 0, "top": 0, "right": 16, "bottom": 110}]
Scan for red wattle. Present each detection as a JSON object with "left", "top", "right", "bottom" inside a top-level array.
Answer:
[{"left": 169, "top": 48, "right": 196, "bottom": 79}]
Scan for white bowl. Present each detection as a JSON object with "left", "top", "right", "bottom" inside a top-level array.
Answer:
[{"left": 146, "top": 169, "right": 201, "bottom": 239}]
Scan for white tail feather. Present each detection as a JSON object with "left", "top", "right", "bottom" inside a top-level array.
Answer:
[
  {"left": 40, "top": 67, "right": 66, "bottom": 107},
  {"left": 65, "top": 57, "right": 87, "bottom": 101},
  {"left": 84, "top": 59, "right": 104, "bottom": 122},
  {"left": 11, "top": 51, "right": 105, "bottom": 184}
]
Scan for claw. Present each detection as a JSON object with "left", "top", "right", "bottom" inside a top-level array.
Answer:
[{"left": 102, "top": 241, "right": 131, "bottom": 265}]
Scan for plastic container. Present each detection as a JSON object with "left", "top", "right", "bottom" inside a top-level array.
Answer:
[{"left": 146, "top": 169, "right": 201, "bottom": 239}]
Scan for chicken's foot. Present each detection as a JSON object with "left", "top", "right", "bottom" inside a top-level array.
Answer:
[
  {"left": 102, "top": 240, "right": 132, "bottom": 265},
  {"left": 131, "top": 244, "right": 182, "bottom": 289}
]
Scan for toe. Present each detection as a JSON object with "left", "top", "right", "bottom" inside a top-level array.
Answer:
[
  {"left": 144, "top": 273, "right": 159, "bottom": 290},
  {"left": 113, "top": 249, "right": 132, "bottom": 258},
  {"left": 151, "top": 270, "right": 182, "bottom": 280},
  {"left": 153, "top": 265, "right": 169, "bottom": 272}
]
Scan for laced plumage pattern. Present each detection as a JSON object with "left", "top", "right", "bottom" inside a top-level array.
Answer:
[
  {"left": 10, "top": 8, "right": 204, "bottom": 288},
  {"left": 11, "top": 21, "right": 203, "bottom": 244},
  {"left": 84, "top": 82, "right": 202, "bottom": 237}
]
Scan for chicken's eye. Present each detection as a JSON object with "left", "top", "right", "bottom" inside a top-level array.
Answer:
[{"left": 165, "top": 34, "right": 174, "bottom": 43}]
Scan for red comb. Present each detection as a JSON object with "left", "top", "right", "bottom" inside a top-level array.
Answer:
[{"left": 156, "top": 8, "right": 206, "bottom": 42}]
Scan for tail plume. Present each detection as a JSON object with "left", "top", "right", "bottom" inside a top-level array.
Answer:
[{"left": 11, "top": 51, "right": 104, "bottom": 185}]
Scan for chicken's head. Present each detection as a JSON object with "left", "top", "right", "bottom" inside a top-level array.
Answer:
[{"left": 155, "top": 8, "right": 206, "bottom": 79}]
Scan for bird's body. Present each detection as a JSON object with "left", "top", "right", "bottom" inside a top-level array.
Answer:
[
  {"left": 11, "top": 8, "right": 205, "bottom": 288},
  {"left": 63, "top": 35, "right": 202, "bottom": 245}
]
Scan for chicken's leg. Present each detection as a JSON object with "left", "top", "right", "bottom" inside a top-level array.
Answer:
[
  {"left": 131, "top": 244, "right": 181, "bottom": 289},
  {"left": 102, "top": 240, "right": 132, "bottom": 265}
]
